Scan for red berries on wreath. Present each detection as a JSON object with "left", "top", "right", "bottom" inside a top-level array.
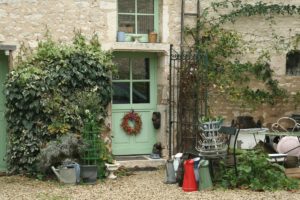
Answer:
[{"left": 121, "top": 111, "right": 142, "bottom": 135}]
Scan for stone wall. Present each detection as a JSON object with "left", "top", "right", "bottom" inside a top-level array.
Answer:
[
  {"left": 1, "top": 0, "right": 300, "bottom": 155},
  {"left": 0, "top": 0, "right": 181, "bottom": 156},
  {"left": 203, "top": 1, "right": 300, "bottom": 126},
  {"left": 0, "top": 0, "right": 118, "bottom": 46}
]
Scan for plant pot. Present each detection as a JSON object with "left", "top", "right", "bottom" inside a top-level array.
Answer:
[
  {"left": 105, "top": 163, "right": 120, "bottom": 179},
  {"left": 148, "top": 32, "right": 157, "bottom": 43},
  {"left": 80, "top": 165, "right": 98, "bottom": 184},
  {"left": 117, "top": 31, "right": 126, "bottom": 42},
  {"left": 284, "top": 156, "right": 299, "bottom": 168}
]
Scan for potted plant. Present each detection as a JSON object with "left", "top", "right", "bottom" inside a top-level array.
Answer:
[
  {"left": 199, "top": 116, "right": 224, "bottom": 135},
  {"left": 80, "top": 120, "right": 101, "bottom": 184},
  {"left": 148, "top": 31, "right": 157, "bottom": 43},
  {"left": 197, "top": 116, "right": 226, "bottom": 156}
]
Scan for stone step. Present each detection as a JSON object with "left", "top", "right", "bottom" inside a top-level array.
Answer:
[{"left": 115, "top": 155, "right": 166, "bottom": 169}]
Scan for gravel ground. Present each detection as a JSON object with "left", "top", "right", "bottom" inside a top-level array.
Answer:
[{"left": 0, "top": 168, "right": 300, "bottom": 200}]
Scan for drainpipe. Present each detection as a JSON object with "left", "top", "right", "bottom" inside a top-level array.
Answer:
[{"left": 168, "top": 44, "right": 173, "bottom": 159}]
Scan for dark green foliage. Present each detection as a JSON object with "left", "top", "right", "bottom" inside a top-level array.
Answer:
[
  {"left": 5, "top": 33, "right": 115, "bottom": 174},
  {"left": 220, "top": 150, "right": 299, "bottom": 191},
  {"left": 212, "top": 1, "right": 300, "bottom": 24}
]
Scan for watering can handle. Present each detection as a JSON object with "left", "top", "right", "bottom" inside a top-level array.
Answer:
[{"left": 51, "top": 166, "right": 60, "bottom": 178}]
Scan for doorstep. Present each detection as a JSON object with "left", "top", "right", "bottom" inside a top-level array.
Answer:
[{"left": 115, "top": 155, "right": 166, "bottom": 169}]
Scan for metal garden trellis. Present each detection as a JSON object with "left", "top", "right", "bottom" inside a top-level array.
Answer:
[
  {"left": 167, "top": 0, "right": 209, "bottom": 158},
  {"left": 168, "top": 44, "right": 209, "bottom": 158}
]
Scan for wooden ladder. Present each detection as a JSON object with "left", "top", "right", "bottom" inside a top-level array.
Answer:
[{"left": 180, "top": 0, "right": 201, "bottom": 51}]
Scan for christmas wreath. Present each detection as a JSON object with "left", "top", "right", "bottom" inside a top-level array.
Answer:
[{"left": 121, "top": 111, "right": 142, "bottom": 135}]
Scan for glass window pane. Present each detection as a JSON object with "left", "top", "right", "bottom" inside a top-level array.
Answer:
[
  {"left": 118, "top": 15, "right": 135, "bottom": 33},
  {"left": 137, "top": 15, "right": 154, "bottom": 34},
  {"left": 137, "top": 0, "right": 154, "bottom": 13},
  {"left": 113, "top": 82, "right": 130, "bottom": 104},
  {"left": 132, "top": 58, "right": 149, "bottom": 80},
  {"left": 132, "top": 82, "right": 150, "bottom": 103},
  {"left": 118, "top": 0, "right": 135, "bottom": 13},
  {"left": 113, "top": 58, "right": 130, "bottom": 80}
]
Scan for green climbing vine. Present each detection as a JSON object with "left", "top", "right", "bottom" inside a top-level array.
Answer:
[
  {"left": 212, "top": 0, "right": 300, "bottom": 24},
  {"left": 184, "top": 0, "right": 300, "bottom": 109}
]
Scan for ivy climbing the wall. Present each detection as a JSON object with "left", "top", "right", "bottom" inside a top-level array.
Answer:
[
  {"left": 5, "top": 32, "right": 115, "bottom": 174},
  {"left": 184, "top": 0, "right": 300, "bottom": 109}
]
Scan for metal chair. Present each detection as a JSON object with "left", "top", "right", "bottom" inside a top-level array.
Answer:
[{"left": 217, "top": 126, "right": 240, "bottom": 178}]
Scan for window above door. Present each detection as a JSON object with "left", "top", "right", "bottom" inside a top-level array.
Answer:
[
  {"left": 112, "top": 53, "right": 157, "bottom": 110},
  {"left": 117, "top": 0, "right": 159, "bottom": 43},
  {"left": 113, "top": 57, "right": 150, "bottom": 104}
]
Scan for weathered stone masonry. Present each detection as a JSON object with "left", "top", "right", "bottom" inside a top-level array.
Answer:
[{"left": 1, "top": 0, "right": 300, "bottom": 155}]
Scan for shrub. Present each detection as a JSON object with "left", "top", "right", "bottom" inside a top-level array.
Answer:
[
  {"left": 220, "top": 150, "right": 299, "bottom": 191},
  {"left": 5, "top": 32, "right": 115, "bottom": 174}
]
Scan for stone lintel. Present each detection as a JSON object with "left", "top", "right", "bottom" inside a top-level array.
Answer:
[{"left": 0, "top": 44, "right": 17, "bottom": 51}]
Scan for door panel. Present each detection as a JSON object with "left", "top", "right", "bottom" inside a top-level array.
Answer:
[
  {"left": 112, "top": 53, "right": 157, "bottom": 155},
  {"left": 112, "top": 110, "right": 156, "bottom": 155},
  {"left": 0, "top": 51, "right": 8, "bottom": 171},
  {"left": 112, "top": 112, "right": 131, "bottom": 144},
  {"left": 134, "top": 111, "right": 153, "bottom": 143}
]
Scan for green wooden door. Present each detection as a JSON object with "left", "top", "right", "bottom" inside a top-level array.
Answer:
[
  {"left": 0, "top": 51, "right": 8, "bottom": 171},
  {"left": 112, "top": 53, "right": 157, "bottom": 155}
]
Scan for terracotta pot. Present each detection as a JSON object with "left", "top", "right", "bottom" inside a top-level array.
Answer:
[{"left": 148, "top": 32, "right": 157, "bottom": 43}]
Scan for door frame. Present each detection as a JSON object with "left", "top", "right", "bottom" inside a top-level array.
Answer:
[{"left": 0, "top": 50, "right": 9, "bottom": 171}]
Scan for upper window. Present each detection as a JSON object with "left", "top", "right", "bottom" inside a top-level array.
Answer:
[
  {"left": 286, "top": 50, "right": 300, "bottom": 76},
  {"left": 118, "top": 0, "right": 158, "bottom": 42},
  {"left": 286, "top": 51, "right": 300, "bottom": 76}
]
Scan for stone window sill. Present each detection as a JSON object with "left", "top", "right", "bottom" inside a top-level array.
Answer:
[{"left": 110, "top": 42, "right": 170, "bottom": 55}]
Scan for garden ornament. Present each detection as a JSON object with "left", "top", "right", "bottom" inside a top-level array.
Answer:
[
  {"left": 150, "top": 142, "right": 163, "bottom": 159},
  {"left": 277, "top": 136, "right": 300, "bottom": 157},
  {"left": 105, "top": 162, "right": 120, "bottom": 179}
]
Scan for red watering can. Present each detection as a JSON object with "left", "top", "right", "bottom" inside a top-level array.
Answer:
[{"left": 182, "top": 159, "right": 198, "bottom": 192}]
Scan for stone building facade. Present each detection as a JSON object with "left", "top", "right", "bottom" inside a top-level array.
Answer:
[{"left": 0, "top": 0, "right": 300, "bottom": 158}]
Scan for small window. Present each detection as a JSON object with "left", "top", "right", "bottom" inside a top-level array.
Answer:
[
  {"left": 286, "top": 50, "right": 300, "bottom": 76},
  {"left": 118, "top": 0, "right": 158, "bottom": 42},
  {"left": 112, "top": 57, "right": 151, "bottom": 104}
]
